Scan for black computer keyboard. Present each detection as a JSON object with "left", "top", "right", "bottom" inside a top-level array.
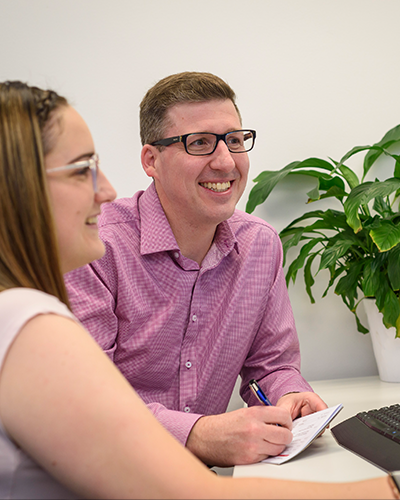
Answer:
[
  {"left": 331, "top": 404, "right": 400, "bottom": 472},
  {"left": 357, "top": 404, "right": 400, "bottom": 443}
]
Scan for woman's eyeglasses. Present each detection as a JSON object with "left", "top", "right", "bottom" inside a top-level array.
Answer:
[{"left": 47, "top": 153, "right": 99, "bottom": 192}]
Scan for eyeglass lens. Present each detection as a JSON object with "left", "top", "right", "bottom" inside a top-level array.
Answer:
[
  {"left": 186, "top": 130, "right": 254, "bottom": 155},
  {"left": 90, "top": 156, "right": 99, "bottom": 193}
]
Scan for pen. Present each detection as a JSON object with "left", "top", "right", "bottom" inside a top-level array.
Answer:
[{"left": 249, "top": 379, "right": 273, "bottom": 406}]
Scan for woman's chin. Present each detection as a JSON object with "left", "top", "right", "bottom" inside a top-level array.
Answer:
[
  {"left": 62, "top": 242, "right": 106, "bottom": 274},
  {"left": 86, "top": 242, "right": 106, "bottom": 265}
]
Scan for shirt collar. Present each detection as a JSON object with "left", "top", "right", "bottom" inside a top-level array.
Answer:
[
  {"left": 139, "top": 182, "right": 239, "bottom": 260},
  {"left": 139, "top": 183, "right": 179, "bottom": 255}
]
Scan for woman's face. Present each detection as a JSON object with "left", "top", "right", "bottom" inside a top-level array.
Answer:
[{"left": 45, "top": 106, "right": 116, "bottom": 274}]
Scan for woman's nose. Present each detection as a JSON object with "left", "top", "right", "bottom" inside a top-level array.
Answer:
[{"left": 95, "top": 169, "right": 117, "bottom": 203}]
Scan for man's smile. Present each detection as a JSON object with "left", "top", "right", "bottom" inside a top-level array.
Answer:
[{"left": 199, "top": 181, "right": 232, "bottom": 193}]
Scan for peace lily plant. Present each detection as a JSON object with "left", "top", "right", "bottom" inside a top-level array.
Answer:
[{"left": 246, "top": 124, "right": 400, "bottom": 338}]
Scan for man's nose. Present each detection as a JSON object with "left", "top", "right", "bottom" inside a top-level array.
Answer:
[{"left": 209, "top": 139, "right": 236, "bottom": 170}]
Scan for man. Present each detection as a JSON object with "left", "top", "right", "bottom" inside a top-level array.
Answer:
[{"left": 65, "top": 72, "right": 326, "bottom": 467}]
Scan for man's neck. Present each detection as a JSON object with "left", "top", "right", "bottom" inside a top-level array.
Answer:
[{"left": 168, "top": 217, "right": 217, "bottom": 266}]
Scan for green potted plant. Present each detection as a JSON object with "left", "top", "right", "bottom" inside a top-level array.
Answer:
[{"left": 246, "top": 124, "right": 400, "bottom": 340}]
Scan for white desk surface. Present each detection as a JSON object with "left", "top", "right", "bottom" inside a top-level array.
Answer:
[{"left": 233, "top": 376, "right": 400, "bottom": 482}]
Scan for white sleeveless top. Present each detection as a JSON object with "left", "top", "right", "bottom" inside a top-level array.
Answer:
[{"left": 0, "top": 288, "right": 79, "bottom": 499}]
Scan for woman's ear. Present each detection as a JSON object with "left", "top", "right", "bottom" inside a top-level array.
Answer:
[{"left": 141, "top": 144, "right": 158, "bottom": 179}]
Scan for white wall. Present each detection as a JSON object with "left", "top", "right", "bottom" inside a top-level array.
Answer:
[{"left": 2, "top": 0, "right": 400, "bottom": 381}]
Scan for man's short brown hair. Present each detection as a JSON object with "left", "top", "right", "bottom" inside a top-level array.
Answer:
[{"left": 140, "top": 71, "right": 241, "bottom": 146}]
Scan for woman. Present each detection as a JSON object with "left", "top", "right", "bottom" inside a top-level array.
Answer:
[{"left": 0, "top": 80, "right": 397, "bottom": 499}]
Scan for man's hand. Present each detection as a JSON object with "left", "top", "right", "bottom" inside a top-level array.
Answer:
[
  {"left": 276, "top": 391, "right": 328, "bottom": 419},
  {"left": 186, "top": 405, "right": 292, "bottom": 467}
]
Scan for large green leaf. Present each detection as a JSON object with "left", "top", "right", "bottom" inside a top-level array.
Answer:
[
  {"left": 285, "top": 171, "right": 347, "bottom": 202},
  {"left": 372, "top": 196, "right": 392, "bottom": 217},
  {"left": 304, "top": 252, "right": 318, "bottom": 303},
  {"left": 362, "top": 215, "right": 384, "bottom": 232},
  {"left": 334, "top": 260, "right": 364, "bottom": 310},
  {"left": 307, "top": 185, "right": 320, "bottom": 201},
  {"left": 285, "top": 238, "right": 324, "bottom": 284},
  {"left": 287, "top": 170, "right": 332, "bottom": 181},
  {"left": 288, "top": 170, "right": 344, "bottom": 202},
  {"left": 246, "top": 157, "right": 335, "bottom": 213},
  {"left": 319, "top": 175, "right": 346, "bottom": 192},
  {"left": 281, "top": 232, "right": 323, "bottom": 266},
  {"left": 388, "top": 244, "right": 400, "bottom": 290},
  {"left": 363, "top": 124, "right": 400, "bottom": 178},
  {"left": 373, "top": 251, "right": 390, "bottom": 273},
  {"left": 395, "top": 160, "right": 400, "bottom": 179},
  {"left": 305, "top": 215, "right": 347, "bottom": 231},
  {"left": 246, "top": 161, "right": 300, "bottom": 213},
  {"left": 281, "top": 228, "right": 306, "bottom": 261},
  {"left": 355, "top": 313, "right": 369, "bottom": 334},
  {"left": 322, "top": 264, "right": 347, "bottom": 298},
  {"left": 281, "top": 209, "right": 349, "bottom": 233},
  {"left": 293, "top": 157, "right": 335, "bottom": 172},
  {"left": 329, "top": 227, "right": 369, "bottom": 247},
  {"left": 329, "top": 157, "right": 360, "bottom": 190},
  {"left": 382, "top": 289, "right": 400, "bottom": 329},
  {"left": 344, "top": 178, "right": 400, "bottom": 232},
  {"left": 375, "top": 274, "right": 391, "bottom": 310},
  {"left": 362, "top": 258, "right": 381, "bottom": 297},
  {"left": 338, "top": 164, "right": 361, "bottom": 190},
  {"left": 319, "top": 239, "right": 354, "bottom": 270},
  {"left": 370, "top": 220, "right": 400, "bottom": 252},
  {"left": 339, "top": 145, "right": 372, "bottom": 167},
  {"left": 317, "top": 185, "right": 347, "bottom": 202}
]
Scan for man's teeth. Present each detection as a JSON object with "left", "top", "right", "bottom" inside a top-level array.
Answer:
[
  {"left": 86, "top": 216, "right": 98, "bottom": 225},
  {"left": 200, "top": 181, "right": 231, "bottom": 192}
]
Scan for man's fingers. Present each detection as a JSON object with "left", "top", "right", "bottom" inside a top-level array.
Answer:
[
  {"left": 277, "top": 391, "right": 328, "bottom": 419},
  {"left": 262, "top": 424, "right": 293, "bottom": 446},
  {"left": 249, "top": 405, "right": 293, "bottom": 430}
]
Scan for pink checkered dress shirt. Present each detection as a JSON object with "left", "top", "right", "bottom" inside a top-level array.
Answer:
[{"left": 65, "top": 183, "right": 312, "bottom": 444}]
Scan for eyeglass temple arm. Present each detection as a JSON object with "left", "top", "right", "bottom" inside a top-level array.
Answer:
[{"left": 152, "top": 136, "right": 182, "bottom": 147}]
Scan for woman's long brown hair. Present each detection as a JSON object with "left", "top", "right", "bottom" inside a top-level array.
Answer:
[{"left": 0, "top": 81, "right": 71, "bottom": 306}]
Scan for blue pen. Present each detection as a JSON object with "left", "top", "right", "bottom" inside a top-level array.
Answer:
[{"left": 249, "top": 379, "right": 273, "bottom": 406}]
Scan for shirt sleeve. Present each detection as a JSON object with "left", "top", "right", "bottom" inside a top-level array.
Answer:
[
  {"left": 65, "top": 262, "right": 119, "bottom": 359},
  {"left": 146, "top": 402, "right": 203, "bottom": 445},
  {"left": 239, "top": 230, "right": 313, "bottom": 406}
]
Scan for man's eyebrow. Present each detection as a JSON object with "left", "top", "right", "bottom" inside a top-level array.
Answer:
[
  {"left": 190, "top": 129, "right": 240, "bottom": 134},
  {"left": 68, "top": 152, "right": 95, "bottom": 164}
]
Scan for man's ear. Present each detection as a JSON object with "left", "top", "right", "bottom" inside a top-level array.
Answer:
[{"left": 141, "top": 144, "right": 159, "bottom": 179}]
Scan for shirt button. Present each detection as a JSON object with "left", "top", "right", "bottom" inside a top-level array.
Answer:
[
  {"left": 185, "top": 361, "right": 192, "bottom": 369},
  {"left": 184, "top": 406, "right": 191, "bottom": 412},
  {"left": 174, "top": 252, "right": 180, "bottom": 259},
  {"left": 192, "top": 314, "right": 197, "bottom": 322}
]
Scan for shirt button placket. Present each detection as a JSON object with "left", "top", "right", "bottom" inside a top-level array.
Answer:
[{"left": 180, "top": 307, "right": 198, "bottom": 414}]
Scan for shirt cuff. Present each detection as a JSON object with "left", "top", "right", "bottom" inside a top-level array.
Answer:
[{"left": 146, "top": 402, "right": 204, "bottom": 445}]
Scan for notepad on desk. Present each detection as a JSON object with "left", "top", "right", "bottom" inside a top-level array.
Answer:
[{"left": 263, "top": 403, "right": 343, "bottom": 465}]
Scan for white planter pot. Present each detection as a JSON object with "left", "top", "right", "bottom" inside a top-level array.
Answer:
[{"left": 363, "top": 299, "right": 400, "bottom": 382}]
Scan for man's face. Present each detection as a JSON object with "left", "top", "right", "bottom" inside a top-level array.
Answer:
[{"left": 147, "top": 99, "right": 250, "bottom": 233}]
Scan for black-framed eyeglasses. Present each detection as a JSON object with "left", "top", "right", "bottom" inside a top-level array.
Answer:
[
  {"left": 151, "top": 129, "right": 256, "bottom": 156},
  {"left": 47, "top": 153, "right": 99, "bottom": 192}
]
